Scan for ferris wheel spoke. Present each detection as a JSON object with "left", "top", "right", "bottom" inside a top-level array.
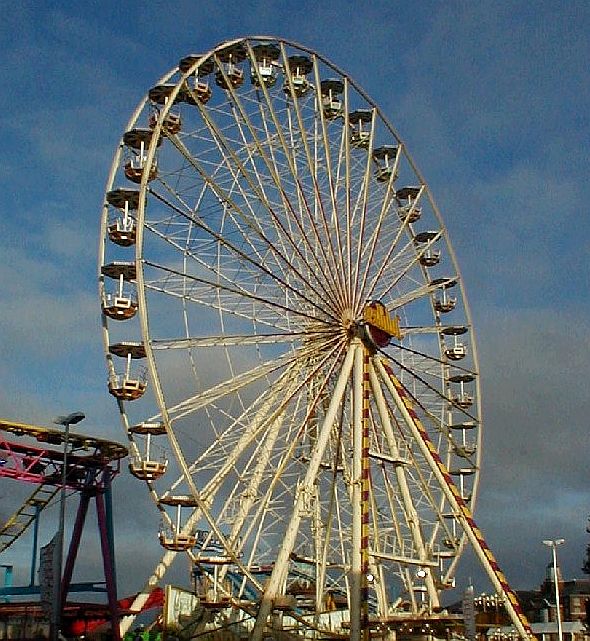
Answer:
[
  {"left": 340, "top": 80, "right": 354, "bottom": 300},
  {"left": 140, "top": 215, "right": 270, "bottom": 308},
  {"left": 184, "top": 367, "right": 302, "bottom": 504},
  {"left": 365, "top": 238, "right": 423, "bottom": 301},
  {"left": 385, "top": 276, "right": 458, "bottom": 313},
  {"left": 143, "top": 259, "right": 337, "bottom": 330},
  {"left": 180, "top": 93, "right": 299, "bottom": 285},
  {"left": 309, "top": 56, "right": 350, "bottom": 303},
  {"left": 402, "top": 324, "right": 455, "bottom": 335},
  {"left": 163, "top": 350, "right": 299, "bottom": 421},
  {"left": 355, "top": 142, "right": 400, "bottom": 304},
  {"left": 241, "top": 45, "right": 313, "bottom": 231},
  {"left": 160, "top": 370, "right": 296, "bottom": 507},
  {"left": 213, "top": 393, "right": 294, "bottom": 576},
  {"left": 376, "top": 230, "right": 445, "bottom": 303},
  {"left": 229, "top": 99, "right": 304, "bottom": 270},
  {"left": 152, "top": 331, "right": 320, "bottom": 350},
  {"left": 362, "top": 182, "right": 426, "bottom": 303},
  {"left": 247, "top": 60, "right": 349, "bottom": 312},
  {"left": 146, "top": 187, "right": 300, "bottom": 305},
  {"left": 163, "top": 143, "right": 324, "bottom": 308},
  {"left": 153, "top": 172, "right": 342, "bottom": 324},
  {"left": 187, "top": 70, "right": 346, "bottom": 313},
  {"left": 387, "top": 340, "right": 477, "bottom": 378},
  {"left": 163, "top": 133, "right": 341, "bottom": 318},
  {"left": 383, "top": 349, "right": 479, "bottom": 423},
  {"left": 367, "top": 358, "right": 441, "bottom": 606},
  {"left": 196, "top": 340, "right": 348, "bottom": 586},
  {"left": 278, "top": 43, "right": 349, "bottom": 307},
  {"left": 251, "top": 341, "right": 357, "bottom": 640},
  {"left": 164, "top": 335, "right": 341, "bottom": 424},
  {"left": 349, "top": 107, "right": 377, "bottom": 310}
]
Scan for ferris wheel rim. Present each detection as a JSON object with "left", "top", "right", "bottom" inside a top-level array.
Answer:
[{"left": 99, "top": 34, "right": 483, "bottom": 632}]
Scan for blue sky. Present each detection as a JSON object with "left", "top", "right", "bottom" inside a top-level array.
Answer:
[{"left": 0, "top": 0, "right": 589, "bottom": 602}]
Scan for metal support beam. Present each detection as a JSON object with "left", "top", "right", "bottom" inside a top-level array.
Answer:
[
  {"left": 250, "top": 341, "right": 358, "bottom": 641},
  {"left": 350, "top": 343, "right": 363, "bottom": 641},
  {"left": 375, "top": 357, "right": 534, "bottom": 641},
  {"left": 30, "top": 505, "right": 41, "bottom": 586},
  {"left": 96, "top": 490, "right": 121, "bottom": 641}
]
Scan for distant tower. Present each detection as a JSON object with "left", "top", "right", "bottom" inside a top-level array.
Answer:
[
  {"left": 541, "top": 562, "right": 565, "bottom": 624},
  {"left": 546, "top": 561, "right": 563, "bottom": 585}
]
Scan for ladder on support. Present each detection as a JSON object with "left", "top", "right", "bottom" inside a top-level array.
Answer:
[
  {"left": 0, "top": 484, "right": 59, "bottom": 553},
  {"left": 376, "top": 357, "right": 535, "bottom": 641}
]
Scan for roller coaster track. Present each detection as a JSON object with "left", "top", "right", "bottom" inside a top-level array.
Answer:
[{"left": 0, "top": 483, "right": 59, "bottom": 553}]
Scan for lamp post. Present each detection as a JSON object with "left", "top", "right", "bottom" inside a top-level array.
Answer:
[
  {"left": 543, "top": 538, "right": 565, "bottom": 641},
  {"left": 52, "top": 411, "right": 85, "bottom": 641}
]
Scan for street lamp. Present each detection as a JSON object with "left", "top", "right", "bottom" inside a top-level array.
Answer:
[
  {"left": 52, "top": 411, "right": 85, "bottom": 641},
  {"left": 543, "top": 538, "right": 565, "bottom": 641}
]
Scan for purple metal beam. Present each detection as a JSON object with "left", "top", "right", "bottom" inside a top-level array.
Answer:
[
  {"left": 96, "top": 490, "right": 120, "bottom": 641},
  {"left": 60, "top": 489, "right": 92, "bottom": 610}
]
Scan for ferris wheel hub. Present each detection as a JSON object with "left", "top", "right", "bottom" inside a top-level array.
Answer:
[
  {"left": 340, "top": 308, "right": 356, "bottom": 330},
  {"left": 361, "top": 301, "right": 403, "bottom": 349}
]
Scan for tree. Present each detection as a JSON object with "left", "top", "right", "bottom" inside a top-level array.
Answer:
[{"left": 583, "top": 517, "right": 590, "bottom": 575}]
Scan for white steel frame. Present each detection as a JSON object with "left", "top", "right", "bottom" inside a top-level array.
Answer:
[{"left": 94, "top": 36, "right": 528, "bottom": 641}]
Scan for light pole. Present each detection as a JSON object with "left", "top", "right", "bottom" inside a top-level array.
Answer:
[
  {"left": 543, "top": 538, "right": 565, "bottom": 641},
  {"left": 52, "top": 411, "right": 85, "bottom": 641}
]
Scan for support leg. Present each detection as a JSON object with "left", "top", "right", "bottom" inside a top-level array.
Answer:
[{"left": 96, "top": 491, "right": 121, "bottom": 641}]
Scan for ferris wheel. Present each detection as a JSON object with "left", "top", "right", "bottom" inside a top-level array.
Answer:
[{"left": 98, "top": 36, "right": 531, "bottom": 641}]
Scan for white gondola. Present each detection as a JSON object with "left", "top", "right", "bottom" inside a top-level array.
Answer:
[
  {"left": 149, "top": 109, "right": 182, "bottom": 135},
  {"left": 284, "top": 54, "right": 313, "bottom": 96},
  {"left": 102, "top": 292, "right": 138, "bottom": 320},
  {"left": 442, "top": 325, "right": 468, "bottom": 361},
  {"left": 448, "top": 373, "right": 475, "bottom": 409},
  {"left": 454, "top": 443, "right": 477, "bottom": 458},
  {"left": 183, "top": 58, "right": 215, "bottom": 105},
  {"left": 106, "top": 189, "right": 139, "bottom": 247},
  {"left": 107, "top": 217, "right": 136, "bottom": 247},
  {"left": 445, "top": 345, "right": 466, "bottom": 360},
  {"left": 320, "top": 78, "right": 344, "bottom": 119},
  {"left": 215, "top": 44, "right": 246, "bottom": 90},
  {"left": 250, "top": 43, "right": 280, "bottom": 87},
  {"left": 148, "top": 83, "right": 184, "bottom": 133},
  {"left": 122, "top": 128, "right": 160, "bottom": 184},
  {"left": 128, "top": 457, "right": 168, "bottom": 481},
  {"left": 373, "top": 145, "right": 398, "bottom": 183},
  {"left": 101, "top": 262, "right": 138, "bottom": 320},
  {"left": 158, "top": 495, "right": 199, "bottom": 551},
  {"left": 349, "top": 109, "right": 373, "bottom": 148},
  {"left": 124, "top": 157, "right": 157, "bottom": 184},
  {"left": 432, "top": 277, "right": 458, "bottom": 314},
  {"left": 414, "top": 230, "right": 441, "bottom": 267},
  {"left": 128, "top": 422, "right": 168, "bottom": 481},
  {"left": 108, "top": 342, "right": 147, "bottom": 401},
  {"left": 396, "top": 186, "right": 421, "bottom": 222}
]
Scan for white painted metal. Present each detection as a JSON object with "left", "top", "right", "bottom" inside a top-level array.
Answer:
[
  {"left": 250, "top": 342, "right": 356, "bottom": 641},
  {"left": 99, "top": 36, "right": 487, "bottom": 638},
  {"left": 375, "top": 356, "right": 531, "bottom": 640},
  {"left": 368, "top": 360, "right": 440, "bottom": 608},
  {"left": 350, "top": 343, "right": 364, "bottom": 641}
]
